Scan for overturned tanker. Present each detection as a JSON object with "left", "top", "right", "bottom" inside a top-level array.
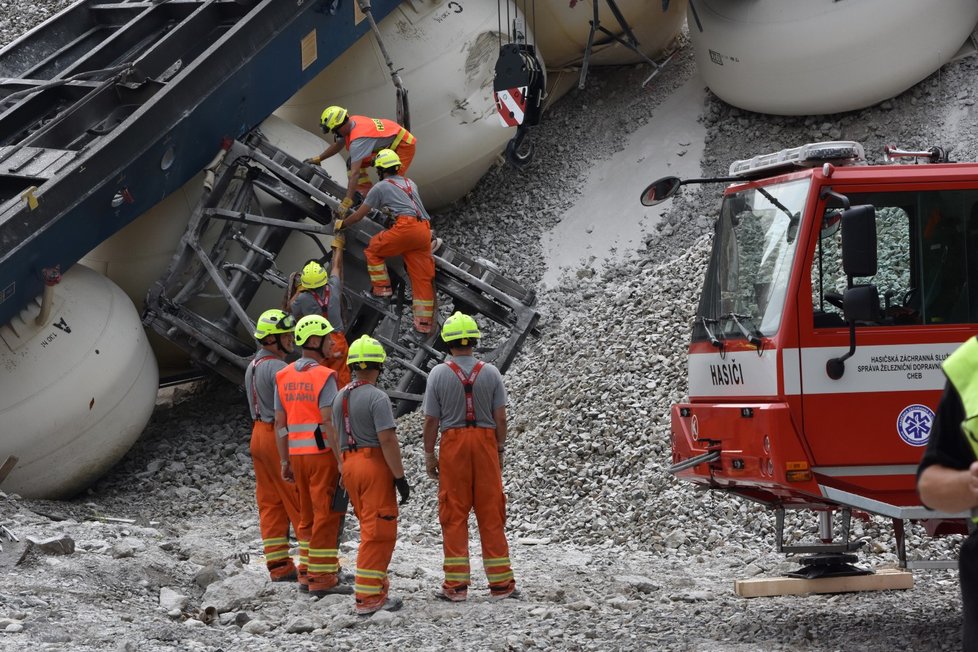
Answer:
[{"left": 144, "top": 128, "right": 539, "bottom": 417}]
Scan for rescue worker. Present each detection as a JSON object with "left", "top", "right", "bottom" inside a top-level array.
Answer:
[
  {"left": 245, "top": 309, "right": 302, "bottom": 582},
  {"left": 422, "top": 312, "right": 518, "bottom": 602},
  {"left": 274, "top": 315, "right": 350, "bottom": 597},
  {"left": 289, "top": 236, "right": 350, "bottom": 387},
  {"left": 305, "top": 105, "right": 416, "bottom": 216},
  {"left": 332, "top": 335, "right": 411, "bottom": 615},
  {"left": 336, "top": 148, "right": 436, "bottom": 334},
  {"left": 917, "top": 334, "right": 978, "bottom": 650}
]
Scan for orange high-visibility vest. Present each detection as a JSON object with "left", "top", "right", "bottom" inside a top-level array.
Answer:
[
  {"left": 275, "top": 362, "right": 336, "bottom": 455},
  {"left": 347, "top": 115, "right": 415, "bottom": 158}
]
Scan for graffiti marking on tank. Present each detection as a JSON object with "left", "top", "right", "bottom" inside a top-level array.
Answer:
[{"left": 434, "top": 2, "right": 463, "bottom": 23}]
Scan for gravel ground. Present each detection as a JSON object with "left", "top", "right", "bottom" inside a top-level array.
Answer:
[{"left": 2, "top": 2, "right": 977, "bottom": 651}]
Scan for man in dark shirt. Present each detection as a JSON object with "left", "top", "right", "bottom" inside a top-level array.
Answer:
[{"left": 918, "top": 336, "right": 978, "bottom": 651}]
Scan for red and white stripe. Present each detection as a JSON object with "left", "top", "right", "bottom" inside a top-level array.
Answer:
[{"left": 494, "top": 87, "right": 526, "bottom": 127}]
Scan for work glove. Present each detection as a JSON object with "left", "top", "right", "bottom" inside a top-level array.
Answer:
[
  {"left": 336, "top": 197, "right": 353, "bottom": 218},
  {"left": 303, "top": 156, "right": 321, "bottom": 165},
  {"left": 331, "top": 231, "right": 345, "bottom": 250},
  {"left": 394, "top": 476, "right": 411, "bottom": 505},
  {"left": 424, "top": 452, "right": 438, "bottom": 480}
]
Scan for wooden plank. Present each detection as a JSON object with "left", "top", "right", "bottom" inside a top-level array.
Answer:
[
  {"left": 0, "top": 455, "right": 18, "bottom": 485},
  {"left": 734, "top": 568, "right": 914, "bottom": 598}
]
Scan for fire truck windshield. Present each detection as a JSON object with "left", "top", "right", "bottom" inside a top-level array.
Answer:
[{"left": 693, "top": 177, "right": 810, "bottom": 343}]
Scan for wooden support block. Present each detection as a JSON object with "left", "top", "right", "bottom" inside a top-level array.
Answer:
[
  {"left": 734, "top": 568, "right": 914, "bottom": 598},
  {"left": 0, "top": 455, "right": 18, "bottom": 485}
]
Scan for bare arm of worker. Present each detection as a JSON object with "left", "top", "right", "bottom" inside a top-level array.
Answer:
[
  {"left": 316, "top": 140, "right": 343, "bottom": 162},
  {"left": 344, "top": 159, "right": 364, "bottom": 202},
  {"left": 321, "top": 406, "right": 342, "bottom": 470},
  {"left": 342, "top": 199, "right": 374, "bottom": 228},
  {"left": 378, "top": 428, "right": 405, "bottom": 478},
  {"left": 423, "top": 415, "right": 440, "bottom": 479},
  {"left": 918, "top": 461, "right": 978, "bottom": 513},
  {"left": 493, "top": 405, "right": 508, "bottom": 450},
  {"left": 275, "top": 409, "right": 294, "bottom": 483},
  {"left": 330, "top": 239, "right": 343, "bottom": 281}
]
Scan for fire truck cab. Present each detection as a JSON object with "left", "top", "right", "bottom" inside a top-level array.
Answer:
[{"left": 650, "top": 142, "right": 978, "bottom": 569}]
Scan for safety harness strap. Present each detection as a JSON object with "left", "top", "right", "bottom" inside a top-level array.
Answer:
[
  {"left": 311, "top": 285, "right": 331, "bottom": 315},
  {"left": 445, "top": 360, "right": 485, "bottom": 427},
  {"left": 342, "top": 380, "right": 369, "bottom": 451},
  {"left": 249, "top": 355, "right": 276, "bottom": 421},
  {"left": 384, "top": 177, "right": 426, "bottom": 220}
]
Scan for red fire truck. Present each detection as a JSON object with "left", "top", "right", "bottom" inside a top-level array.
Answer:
[{"left": 643, "top": 142, "right": 978, "bottom": 574}]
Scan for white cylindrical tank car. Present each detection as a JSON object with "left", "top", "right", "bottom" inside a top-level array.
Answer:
[
  {"left": 688, "top": 0, "right": 978, "bottom": 115},
  {"left": 0, "top": 265, "right": 159, "bottom": 499}
]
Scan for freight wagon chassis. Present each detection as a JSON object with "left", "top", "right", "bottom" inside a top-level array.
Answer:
[{"left": 144, "top": 127, "right": 539, "bottom": 416}]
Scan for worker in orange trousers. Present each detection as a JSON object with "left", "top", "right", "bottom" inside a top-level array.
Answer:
[
  {"left": 245, "top": 309, "right": 301, "bottom": 581},
  {"left": 423, "top": 312, "right": 518, "bottom": 602},
  {"left": 332, "top": 335, "right": 411, "bottom": 615},
  {"left": 337, "top": 148, "right": 436, "bottom": 334},
  {"left": 274, "top": 315, "right": 350, "bottom": 597}
]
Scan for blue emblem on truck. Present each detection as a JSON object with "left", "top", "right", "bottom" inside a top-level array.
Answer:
[{"left": 896, "top": 404, "right": 934, "bottom": 447}]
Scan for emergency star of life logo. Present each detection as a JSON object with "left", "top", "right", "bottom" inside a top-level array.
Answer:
[{"left": 896, "top": 404, "right": 934, "bottom": 447}]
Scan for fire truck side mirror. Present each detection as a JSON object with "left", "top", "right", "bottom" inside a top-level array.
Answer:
[
  {"left": 840, "top": 204, "right": 877, "bottom": 277},
  {"left": 843, "top": 285, "right": 882, "bottom": 323},
  {"left": 640, "top": 176, "right": 682, "bottom": 206}
]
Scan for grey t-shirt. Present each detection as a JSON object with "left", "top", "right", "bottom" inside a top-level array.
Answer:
[
  {"left": 290, "top": 274, "right": 344, "bottom": 331},
  {"left": 244, "top": 348, "right": 288, "bottom": 422},
  {"left": 274, "top": 357, "right": 339, "bottom": 414},
  {"left": 422, "top": 355, "right": 507, "bottom": 430},
  {"left": 331, "top": 382, "right": 396, "bottom": 451},
  {"left": 349, "top": 135, "right": 395, "bottom": 163},
  {"left": 364, "top": 176, "right": 431, "bottom": 221}
]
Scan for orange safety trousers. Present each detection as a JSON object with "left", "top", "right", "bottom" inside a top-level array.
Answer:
[
  {"left": 291, "top": 452, "right": 344, "bottom": 590},
  {"left": 250, "top": 421, "right": 301, "bottom": 580},
  {"left": 325, "top": 332, "right": 351, "bottom": 388},
  {"left": 365, "top": 216, "right": 435, "bottom": 332},
  {"left": 438, "top": 426, "right": 515, "bottom": 594},
  {"left": 343, "top": 447, "right": 398, "bottom": 610}
]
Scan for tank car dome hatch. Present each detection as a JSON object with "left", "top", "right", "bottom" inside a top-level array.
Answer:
[{"left": 0, "top": 265, "right": 158, "bottom": 499}]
